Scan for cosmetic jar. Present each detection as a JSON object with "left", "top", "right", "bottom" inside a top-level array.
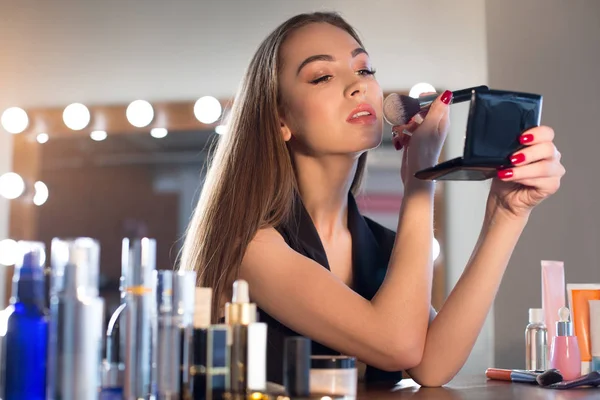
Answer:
[{"left": 310, "top": 355, "right": 357, "bottom": 398}]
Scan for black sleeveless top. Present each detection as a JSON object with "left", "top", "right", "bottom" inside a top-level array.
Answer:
[{"left": 258, "top": 192, "right": 403, "bottom": 384}]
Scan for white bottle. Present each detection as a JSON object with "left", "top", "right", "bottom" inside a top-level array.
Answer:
[{"left": 525, "top": 308, "right": 548, "bottom": 371}]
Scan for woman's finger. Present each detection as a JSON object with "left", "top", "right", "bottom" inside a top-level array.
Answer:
[
  {"left": 497, "top": 159, "right": 565, "bottom": 181},
  {"left": 519, "top": 125, "right": 555, "bottom": 146},
  {"left": 509, "top": 141, "right": 559, "bottom": 166}
]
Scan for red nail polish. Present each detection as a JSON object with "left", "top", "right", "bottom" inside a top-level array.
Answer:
[
  {"left": 510, "top": 153, "right": 526, "bottom": 164},
  {"left": 394, "top": 141, "right": 402, "bottom": 151},
  {"left": 498, "top": 169, "right": 514, "bottom": 179},
  {"left": 441, "top": 90, "right": 453, "bottom": 105},
  {"left": 520, "top": 134, "right": 534, "bottom": 144}
]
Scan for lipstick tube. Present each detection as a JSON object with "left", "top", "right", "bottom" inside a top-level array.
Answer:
[
  {"left": 46, "top": 237, "right": 105, "bottom": 400},
  {"left": 123, "top": 238, "right": 157, "bottom": 400}
]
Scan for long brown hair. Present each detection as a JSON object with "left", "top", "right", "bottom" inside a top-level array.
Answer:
[{"left": 180, "top": 12, "right": 369, "bottom": 322}]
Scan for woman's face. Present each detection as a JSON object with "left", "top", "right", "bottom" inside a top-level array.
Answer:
[{"left": 278, "top": 22, "right": 383, "bottom": 157}]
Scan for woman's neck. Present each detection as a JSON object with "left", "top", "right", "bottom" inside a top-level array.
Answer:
[{"left": 293, "top": 153, "right": 358, "bottom": 239}]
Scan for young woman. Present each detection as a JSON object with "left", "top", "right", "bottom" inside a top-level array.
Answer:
[{"left": 180, "top": 12, "right": 565, "bottom": 386}]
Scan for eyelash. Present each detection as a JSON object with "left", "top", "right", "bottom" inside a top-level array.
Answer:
[{"left": 310, "top": 68, "right": 377, "bottom": 85}]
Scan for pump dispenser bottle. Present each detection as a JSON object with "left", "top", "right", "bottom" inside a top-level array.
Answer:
[{"left": 549, "top": 307, "right": 581, "bottom": 380}]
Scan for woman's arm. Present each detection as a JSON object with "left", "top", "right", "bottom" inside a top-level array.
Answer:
[
  {"left": 406, "top": 202, "right": 528, "bottom": 386},
  {"left": 240, "top": 178, "right": 435, "bottom": 372},
  {"left": 407, "top": 125, "right": 564, "bottom": 387}
]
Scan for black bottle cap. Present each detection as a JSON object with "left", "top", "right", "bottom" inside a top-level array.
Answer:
[{"left": 284, "top": 336, "right": 311, "bottom": 397}]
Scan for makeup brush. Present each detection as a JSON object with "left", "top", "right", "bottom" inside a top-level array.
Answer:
[
  {"left": 485, "top": 368, "right": 562, "bottom": 385},
  {"left": 542, "top": 371, "right": 600, "bottom": 389},
  {"left": 383, "top": 85, "right": 490, "bottom": 126}
]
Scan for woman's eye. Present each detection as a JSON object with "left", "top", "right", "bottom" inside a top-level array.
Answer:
[
  {"left": 358, "top": 68, "right": 376, "bottom": 76},
  {"left": 310, "top": 75, "right": 332, "bottom": 84}
]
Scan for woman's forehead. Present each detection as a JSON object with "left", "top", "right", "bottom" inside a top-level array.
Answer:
[{"left": 280, "top": 23, "right": 364, "bottom": 69}]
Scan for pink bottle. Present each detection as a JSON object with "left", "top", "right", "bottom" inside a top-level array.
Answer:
[{"left": 549, "top": 307, "right": 581, "bottom": 381}]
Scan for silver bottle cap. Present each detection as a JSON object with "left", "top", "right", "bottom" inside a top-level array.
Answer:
[
  {"left": 556, "top": 307, "right": 574, "bottom": 336},
  {"left": 122, "top": 237, "right": 156, "bottom": 290},
  {"left": 50, "top": 237, "right": 100, "bottom": 299}
]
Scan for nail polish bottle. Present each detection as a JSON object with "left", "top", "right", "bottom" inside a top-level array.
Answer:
[{"left": 549, "top": 306, "right": 581, "bottom": 380}]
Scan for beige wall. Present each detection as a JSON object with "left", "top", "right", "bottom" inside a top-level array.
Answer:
[
  {"left": 0, "top": 0, "right": 490, "bottom": 369},
  {"left": 486, "top": 0, "right": 600, "bottom": 368}
]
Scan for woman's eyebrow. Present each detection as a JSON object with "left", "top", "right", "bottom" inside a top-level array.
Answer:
[{"left": 296, "top": 47, "right": 368, "bottom": 76}]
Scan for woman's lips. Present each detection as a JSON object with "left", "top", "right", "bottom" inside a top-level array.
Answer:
[{"left": 347, "top": 104, "right": 377, "bottom": 125}]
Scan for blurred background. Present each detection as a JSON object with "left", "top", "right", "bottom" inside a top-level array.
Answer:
[{"left": 0, "top": 0, "right": 598, "bottom": 377}]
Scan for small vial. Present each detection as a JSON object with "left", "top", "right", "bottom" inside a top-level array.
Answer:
[{"left": 525, "top": 308, "right": 547, "bottom": 371}]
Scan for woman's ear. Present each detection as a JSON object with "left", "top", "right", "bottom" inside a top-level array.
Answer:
[{"left": 278, "top": 107, "right": 292, "bottom": 142}]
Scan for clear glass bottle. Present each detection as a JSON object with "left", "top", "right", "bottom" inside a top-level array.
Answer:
[{"left": 525, "top": 308, "right": 547, "bottom": 371}]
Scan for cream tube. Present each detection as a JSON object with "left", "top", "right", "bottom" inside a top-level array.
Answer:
[
  {"left": 590, "top": 300, "right": 600, "bottom": 372},
  {"left": 542, "top": 261, "right": 566, "bottom": 349},
  {"left": 567, "top": 284, "right": 600, "bottom": 374}
]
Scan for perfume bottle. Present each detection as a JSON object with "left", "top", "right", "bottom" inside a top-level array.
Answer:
[
  {"left": 1, "top": 241, "right": 48, "bottom": 400},
  {"left": 46, "top": 237, "right": 105, "bottom": 400}
]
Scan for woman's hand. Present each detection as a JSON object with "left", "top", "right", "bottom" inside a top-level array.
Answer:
[
  {"left": 391, "top": 91, "right": 452, "bottom": 186},
  {"left": 489, "top": 126, "right": 565, "bottom": 218}
]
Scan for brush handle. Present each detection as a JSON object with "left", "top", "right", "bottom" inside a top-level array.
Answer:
[
  {"left": 418, "top": 85, "right": 490, "bottom": 107},
  {"left": 547, "top": 371, "right": 600, "bottom": 389}
]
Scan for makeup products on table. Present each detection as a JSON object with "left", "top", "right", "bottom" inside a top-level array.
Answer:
[
  {"left": 123, "top": 237, "right": 157, "bottom": 400},
  {"left": 590, "top": 300, "right": 600, "bottom": 372},
  {"left": 525, "top": 308, "right": 547, "bottom": 371},
  {"left": 1, "top": 241, "right": 48, "bottom": 400},
  {"left": 46, "top": 238, "right": 105, "bottom": 400},
  {"left": 284, "top": 337, "right": 311, "bottom": 398},
  {"left": 567, "top": 284, "right": 600, "bottom": 374},
  {"left": 310, "top": 355, "right": 357, "bottom": 398},
  {"left": 485, "top": 368, "right": 562, "bottom": 385},
  {"left": 541, "top": 260, "right": 565, "bottom": 358},
  {"left": 549, "top": 306, "right": 581, "bottom": 381}
]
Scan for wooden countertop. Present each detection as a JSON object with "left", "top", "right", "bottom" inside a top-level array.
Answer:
[{"left": 356, "top": 374, "right": 599, "bottom": 399}]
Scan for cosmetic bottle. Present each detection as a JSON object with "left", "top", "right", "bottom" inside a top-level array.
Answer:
[
  {"left": 590, "top": 300, "right": 600, "bottom": 372},
  {"left": 174, "top": 270, "right": 197, "bottom": 399},
  {"left": 101, "top": 240, "right": 131, "bottom": 396},
  {"left": 525, "top": 308, "right": 547, "bottom": 371},
  {"left": 284, "top": 337, "right": 311, "bottom": 398},
  {"left": 549, "top": 306, "right": 581, "bottom": 381},
  {"left": 190, "top": 287, "right": 232, "bottom": 400},
  {"left": 46, "top": 238, "right": 105, "bottom": 400},
  {"left": 123, "top": 237, "right": 157, "bottom": 400},
  {"left": 225, "top": 279, "right": 260, "bottom": 395},
  {"left": 1, "top": 241, "right": 48, "bottom": 400}
]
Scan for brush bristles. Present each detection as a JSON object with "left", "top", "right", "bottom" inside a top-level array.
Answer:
[
  {"left": 535, "top": 369, "right": 563, "bottom": 386},
  {"left": 383, "top": 93, "right": 421, "bottom": 126}
]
